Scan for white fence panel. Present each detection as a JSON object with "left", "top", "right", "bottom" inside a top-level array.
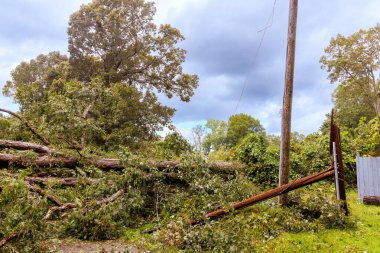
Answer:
[{"left": 356, "top": 156, "right": 380, "bottom": 201}]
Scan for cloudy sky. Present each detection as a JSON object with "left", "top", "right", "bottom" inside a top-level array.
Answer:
[{"left": 1, "top": 0, "right": 380, "bottom": 139}]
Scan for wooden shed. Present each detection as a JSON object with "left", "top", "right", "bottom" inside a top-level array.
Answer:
[{"left": 356, "top": 156, "right": 380, "bottom": 203}]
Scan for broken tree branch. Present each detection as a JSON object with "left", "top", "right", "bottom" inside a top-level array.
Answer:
[
  {"left": 43, "top": 203, "right": 76, "bottom": 220},
  {"left": 0, "top": 153, "right": 78, "bottom": 168},
  {"left": 0, "top": 140, "right": 244, "bottom": 174},
  {"left": 97, "top": 189, "right": 125, "bottom": 205},
  {"left": 25, "top": 182, "right": 64, "bottom": 206},
  {"left": 44, "top": 189, "right": 125, "bottom": 220},
  {"left": 0, "top": 108, "right": 50, "bottom": 145},
  {"left": 26, "top": 176, "right": 78, "bottom": 186},
  {"left": 0, "top": 140, "right": 245, "bottom": 172},
  {"left": 0, "top": 140, "right": 55, "bottom": 154},
  {"left": 0, "top": 171, "right": 78, "bottom": 186},
  {"left": 0, "top": 233, "right": 18, "bottom": 248}
]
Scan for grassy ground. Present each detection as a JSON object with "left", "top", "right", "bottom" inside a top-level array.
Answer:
[{"left": 263, "top": 191, "right": 380, "bottom": 253}]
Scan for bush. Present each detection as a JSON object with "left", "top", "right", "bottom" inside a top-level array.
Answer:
[
  {"left": 0, "top": 178, "right": 48, "bottom": 252},
  {"left": 234, "top": 133, "right": 279, "bottom": 187}
]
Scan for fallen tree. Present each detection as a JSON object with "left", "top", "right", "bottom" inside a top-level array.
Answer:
[
  {"left": 0, "top": 140, "right": 55, "bottom": 154},
  {"left": 0, "top": 140, "right": 245, "bottom": 172}
]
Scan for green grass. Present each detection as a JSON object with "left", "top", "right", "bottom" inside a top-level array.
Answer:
[{"left": 263, "top": 191, "right": 380, "bottom": 253}]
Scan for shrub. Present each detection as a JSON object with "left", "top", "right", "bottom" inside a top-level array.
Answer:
[
  {"left": 0, "top": 178, "right": 48, "bottom": 252},
  {"left": 234, "top": 133, "right": 279, "bottom": 187}
]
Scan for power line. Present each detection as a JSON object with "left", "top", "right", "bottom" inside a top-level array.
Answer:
[{"left": 233, "top": 0, "right": 277, "bottom": 115}]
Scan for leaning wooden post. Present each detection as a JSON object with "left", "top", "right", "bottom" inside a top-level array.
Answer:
[
  {"left": 279, "top": 0, "right": 298, "bottom": 206},
  {"left": 334, "top": 126, "right": 349, "bottom": 214},
  {"left": 330, "top": 110, "right": 348, "bottom": 215}
]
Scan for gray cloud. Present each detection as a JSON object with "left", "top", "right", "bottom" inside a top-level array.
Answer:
[
  {"left": 159, "top": 0, "right": 380, "bottom": 135},
  {"left": 1, "top": 0, "right": 380, "bottom": 137}
]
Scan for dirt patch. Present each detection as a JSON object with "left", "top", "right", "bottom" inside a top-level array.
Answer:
[{"left": 44, "top": 239, "right": 143, "bottom": 253}]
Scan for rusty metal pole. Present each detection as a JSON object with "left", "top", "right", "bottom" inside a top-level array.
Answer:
[{"left": 279, "top": 0, "right": 298, "bottom": 206}]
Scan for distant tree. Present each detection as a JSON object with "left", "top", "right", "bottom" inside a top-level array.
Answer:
[
  {"left": 191, "top": 124, "right": 206, "bottom": 153},
  {"left": 355, "top": 116, "right": 380, "bottom": 156},
  {"left": 202, "top": 114, "right": 265, "bottom": 153},
  {"left": 332, "top": 83, "right": 376, "bottom": 129},
  {"left": 226, "top": 113, "right": 265, "bottom": 147},
  {"left": 155, "top": 131, "right": 192, "bottom": 159},
  {"left": 202, "top": 119, "right": 228, "bottom": 153},
  {"left": 3, "top": 0, "right": 198, "bottom": 150},
  {"left": 320, "top": 24, "right": 380, "bottom": 128}
]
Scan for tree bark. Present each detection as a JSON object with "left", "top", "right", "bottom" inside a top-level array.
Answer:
[
  {"left": 0, "top": 140, "right": 55, "bottom": 154},
  {"left": 0, "top": 153, "right": 78, "bottom": 169},
  {"left": 0, "top": 140, "right": 245, "bottom": 172},
  {"left": 44, "top": 203, "right": 76, "bottom": 220},
  {"left": 97, "top": 189, "right": 125, "bottom": 205}
]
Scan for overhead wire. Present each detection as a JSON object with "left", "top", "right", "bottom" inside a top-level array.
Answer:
[{"left": 233, "top": 0, "right": 277, "bottom": 115}]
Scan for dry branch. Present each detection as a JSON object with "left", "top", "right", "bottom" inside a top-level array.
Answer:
[
  {"left": 0, "top": 233, "right": 18, "bottom": 248},
  {"left": 43, "top": 203, "right": 76, "bottom": 220},
  {"left": 25, "top": 182, "right": 64, "bottom": 206},
  {"left": 44, "top": 189, "right": 125, "bottom": 220},
  {"left": 97, "top": 189, "right": 125, "bottom": 205}
]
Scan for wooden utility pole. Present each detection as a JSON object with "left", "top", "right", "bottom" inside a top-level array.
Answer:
[{"left": 279, "top": 0, "right": 298, "bottom": 206}]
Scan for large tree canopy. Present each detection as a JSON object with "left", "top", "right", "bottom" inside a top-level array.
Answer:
[
  {"left": 320, "top": 24, "right": 380, "bottom": 128},
  {"left": 68, "top": 0, "right": 198, "bottom": 101},
  {"left": 3, "top": 0, "right": 198, "bottom": 150}
]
